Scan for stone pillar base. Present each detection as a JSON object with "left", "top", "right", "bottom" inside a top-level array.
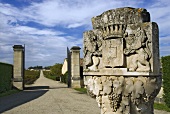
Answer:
[
  {"left": 72, "top": 77, "right": 81, "bottom": 88},
  {"left": 70, "top": 46, "right": 81, "bottom": 88},
  {"left": 13, "top": 82, "right": 23, "bottom": 90},
  {"left": 13, "top": 45, "right": 24, "bottom": 90},
  {"left": 85, "top": 76, "right": 161, "bottom": 114}
]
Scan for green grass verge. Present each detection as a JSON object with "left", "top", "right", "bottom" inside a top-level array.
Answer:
[
  {"left": 45, "top": 75, "right": 57, "bottom": 80},
  {"left": 74, "top": 88, "right": 87, "bottom": 94},
  {"left": 43, "top": 71, "right": 60, "bottom": 81},
  {"left": 0, "top": 62, "right": 13, "bottom": 93},
  {"left": 24, "top": 70, "right": 40, "bottom": 85},
  {"left": 0, "top": 89, "right": 20, "bottom": 98},
  {"left": 154, "top": 103, "right": 170, "bottom": 112}
]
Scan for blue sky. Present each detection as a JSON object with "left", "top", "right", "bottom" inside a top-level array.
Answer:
[{"left": 0, "top": 0, "right": 170, "bottom": 68}]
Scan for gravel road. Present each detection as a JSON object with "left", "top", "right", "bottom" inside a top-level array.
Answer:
[{"left": 0, "top": 71, "right": 169, "bottom": 114}]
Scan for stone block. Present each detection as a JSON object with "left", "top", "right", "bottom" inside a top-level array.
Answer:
[
  {"left": 83, "top": 7, "right": 161, "bottom": 114},
  {"left": 13, "top": 45, "right": 24, "bottom": 90}
]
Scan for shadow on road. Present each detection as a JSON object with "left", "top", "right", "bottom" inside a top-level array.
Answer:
[
  {"left": 0, "top": 86, "right": 49, "bottom": 113},
  {"left": 25, "top": 86, "right": 49, "bottom": 90},
  {"left": 49, "top": 86, "right": 68, "bottom": 89}
]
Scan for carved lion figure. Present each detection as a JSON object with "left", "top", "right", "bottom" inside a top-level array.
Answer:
[
  {"left": 124, "top": 25, "right": 151, "bottom": 72},
  {"left": 83, "top": 30, "right": 102, "bottom": 71}
]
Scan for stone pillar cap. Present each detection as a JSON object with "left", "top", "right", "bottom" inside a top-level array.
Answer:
[
  {"left": 13, "top": 45, "right": 24, "bottom": 49},
  {"left": 71, "top": 46, "right": 81, "bottom": 50}
]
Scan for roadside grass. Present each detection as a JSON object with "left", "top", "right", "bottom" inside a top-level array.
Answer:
[
  {"left": 0, "top": 70, "right": 39, "bottom": 97},
  {"left": 24, "top": 70, "right": 40, "bottom": 85},
  {"left": 154, "top": 102, "right": 170, "bottom": 112},
  {"left": 43, "top": 71, "right": 60, "bottom": 81},
  {"left": 74, "top": 88, "right": 87, "bottom": 94},
  {"left": 0, "top": 88, "right": 20, "bottom": 98},
  {"left": 45, "top": 75, "right": 56, "bottom": 80}
]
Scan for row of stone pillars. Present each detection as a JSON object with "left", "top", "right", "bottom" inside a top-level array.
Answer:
[{"left": 12, "top": 45, "right": 82, "bottom": 90}]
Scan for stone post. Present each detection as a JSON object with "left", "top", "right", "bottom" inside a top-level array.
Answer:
[
  {"left": 71, "top": 46, "right": 81, "bottom": 88},
  {"left": 13, "top": 45, "right": 24, "bottom": 90},
  {"left": 67, "top": 47, "right": 71, "bottom": 88},
  {"left": 83, "top": 7, "right": 161, "bottom": 114}
]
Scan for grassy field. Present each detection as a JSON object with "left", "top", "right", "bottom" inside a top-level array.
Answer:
[
  {"left": 24, "top": 70, "right": 40, "bottom": 85},
  {"left": 43, "top": 71, "right": 60, "bottom": 81},
  {"left": 0, "top": 88, "right": 20, "bottom": 98},
  {"left": 0, "top": 70, "right": 40, "bottom": 97},
  {"left": 74, "top": 88, "right": 87, "bottom": 94},
  {"left": 0, "top": 62, "right": 13, "bottom": 93},
  {"left": 154, "top": 103, "right": 170, "bottom": 112}
]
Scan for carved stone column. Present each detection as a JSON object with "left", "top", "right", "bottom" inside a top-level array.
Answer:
[
  {"left": 13, "top": 45, "right": 24, "bottom": 90},
  {"left": 71, "top": 46, "right": 81, "bottom": 88},
  {"left": 83, "top": 7, "right": 161, "bottom": 114}
]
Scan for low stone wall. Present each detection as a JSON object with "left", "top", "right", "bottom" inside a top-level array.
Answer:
[{"left": 0, "top": 62, "right": 13, "bottom": 93}]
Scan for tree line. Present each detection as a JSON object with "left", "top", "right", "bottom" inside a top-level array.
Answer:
[
  {"left": 28, "top": 63, "right": 62, "bottom": 76},
  {"left": 28, "top": 65, "right": 52, "bottom": 70}
]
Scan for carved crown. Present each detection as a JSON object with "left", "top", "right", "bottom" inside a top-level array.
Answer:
[{"left": 102, "top": 24, "right": 126, "bottom": 39}]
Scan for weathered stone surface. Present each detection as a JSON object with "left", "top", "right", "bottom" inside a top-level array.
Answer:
[
  {"left": 83, "top": 22, "right": 159, "bottom": 74},
  {"left": 13, "top": 45, "right": 24, "bottom": 90},
  {"left": 83, "top": 7, "right": 161, "bottom": 114},
  {"left": 85, "top": 76, "right": 161, "bottom": 114},
  {"left": 71, "top": 46, "right": 81, "bottom": 88},
  {"left": 92, "top": 7, "right": 150, "bottom": 29}
]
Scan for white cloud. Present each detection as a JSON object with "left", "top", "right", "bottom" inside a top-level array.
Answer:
[
  {"left": 160, "top": 36, "right": 170, "bottom": 45},
  {"left": 148, "top": 1, "right": 170, "bottom": 36},
  {"left": 14, "top": 26, "right": 64, "bottom": 36},
  {"left": 0, "top": 0, "right": 141, "bottom": 28},
  {"left": 160, "top": 46, "right": 170, "bottom": 56},
  {"left": 0, "top": 0, "right": 170, "bottom": 67},
  {"left": 159, "top": 36, "right": 170, "bottom": 56},
  {"left": 0, "top": 10, "right": 81, "bottom": 67},
  {"left": 1, "top": 0, "right": 170, "bottom": 29},
  {"left": 29, "top": 0, "right": 140, "bottom": 28}
]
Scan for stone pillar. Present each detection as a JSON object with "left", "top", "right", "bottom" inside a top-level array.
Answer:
[
  {"left": 83, "top": 7, "right": 161, "bottom": 114},
  {"left": 67, "top": 47, "right": 71, "bottom": 88},
  {"left": 13, "top": 45, "right": 24, "bottom": 90},
  {"left": 71, "top": 46, "right": 81, "bottom": 88}
]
